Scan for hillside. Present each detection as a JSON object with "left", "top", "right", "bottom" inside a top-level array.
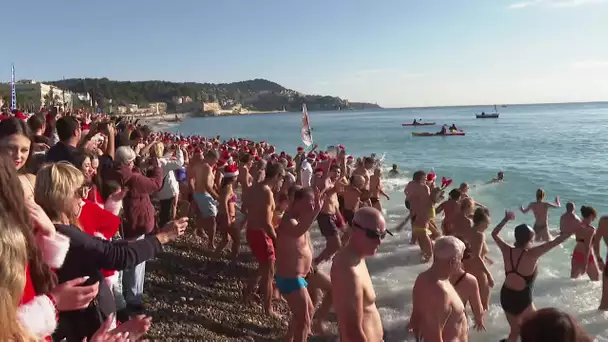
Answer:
[{"left": 47, "top": 78, "right": 381, "bottom": 112}]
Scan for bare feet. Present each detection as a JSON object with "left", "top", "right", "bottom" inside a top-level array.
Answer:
[
  {"left": 267, "top": 307, "right": 282, "bottom": 319},
  {"left": 312, "top": 319, "right": 329, "bottom": 336}
]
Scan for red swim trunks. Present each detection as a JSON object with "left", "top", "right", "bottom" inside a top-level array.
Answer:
[{"left": 246, "top": 228, "right": 275, "bottom": 263}]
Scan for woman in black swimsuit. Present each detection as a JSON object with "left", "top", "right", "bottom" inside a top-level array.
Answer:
[{"left": 491, "top": 211, "right": 573, "bottom": 342}]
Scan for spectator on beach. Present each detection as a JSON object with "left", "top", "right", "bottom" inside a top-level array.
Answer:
[
  {"left": 35, "top": 161, "right": 188, "bottom": 340},
  {"left": 153, "top": 141, "right": 185, "bottom": 227},
  {"left": 104, "top": 146, "right": 162, "bottom": 314},
  {"left": 46, "top": 116, "right": 81, "bottom": 164}
]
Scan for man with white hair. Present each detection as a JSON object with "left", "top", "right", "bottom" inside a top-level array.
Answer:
[
  {"left": 331, "top": 207, "right": 391, "bottom": 342},
  {"left": 409, "top": 236, "right": 469, "bottom": 341}
]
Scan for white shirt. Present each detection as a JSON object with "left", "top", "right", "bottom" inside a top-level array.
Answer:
[
  {"left": 300, "top": 160, "right": 313, "bottom": 188},
  {"left": 156, "top": 148, "right": 184, "bottom": 200}
]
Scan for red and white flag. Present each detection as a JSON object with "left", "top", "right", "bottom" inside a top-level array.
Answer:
[{"left": 301, "top": 104, "right": 313, "bottom": 147}]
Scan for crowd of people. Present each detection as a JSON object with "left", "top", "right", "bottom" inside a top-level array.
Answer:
[{"left": 0, "top": 106, "right": 599, "bottom": 342}]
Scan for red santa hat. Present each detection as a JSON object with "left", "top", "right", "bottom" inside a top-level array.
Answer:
[
  {"left": 314, "top": 167, "right": 324, "bottom": 174},
  {"left": 427, "top": 172, "right": 437, "bottom": 182},
  {"left": 223, "top": 164, "right": 239, "bottom": 178},
  {"left": 307, "top": 153, "right": 316, "bottom": 160},
  {"left": 287, "top": 161, "right": 295, "bottom": 170},
  {"left": 338, "top": 145, "right": 345, "bottom": 150},
  {"left": 297, "top": 146, "right": 304, "bottom": 152}
]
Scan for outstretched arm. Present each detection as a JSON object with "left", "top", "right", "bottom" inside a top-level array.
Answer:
[
  {"left": 491, "top": 211, "right": 515, "bottom": 253},
  {"left": 520, "top": 204, "right": 531, "bottom": 213}
]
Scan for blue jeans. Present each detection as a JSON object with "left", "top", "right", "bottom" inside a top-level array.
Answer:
[{"left": 122, "top": 234, "right": 146, "bottom": 306}]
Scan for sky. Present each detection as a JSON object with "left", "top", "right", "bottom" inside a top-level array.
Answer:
[{"left": 1, "top": 0, "right": 607, "bottom": 108}]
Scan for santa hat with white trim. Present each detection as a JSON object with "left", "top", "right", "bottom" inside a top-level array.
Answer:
[{"left": 223, "top": 164, "right": 239, "bottom": 178}]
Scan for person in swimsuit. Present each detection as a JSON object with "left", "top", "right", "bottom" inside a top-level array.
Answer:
[
  {"left": 436, "top": 189, "right": 462, "bottom": 235},
  {"left": 449, "top": 238, "right": 486, "bottom": 331},
  {"left": 405, "top": 170, "right": 433, "bottom": 261},
  {"left": 571, "top": 205, "right": 599, "bottom": 281},
  {"left": 242, "top": 163, "right": 284, "bottom": 318},
  {"left": 409, "top": 236, "right": 469, "bottom": 341},
  {"left": 213, "top": 164, "right": 241, "bottom": 260},
  {"left": 520, "top": 188, "right": 560, "bottom": 242},
  {"left": 594, "top": 216, "right": 608, "bottom": 310},
  {"left": 461, "top": 208, "right": 495, "bottom": 311},
  {"left": 275, "top": 187, "right": 323, "bottom": 342},
  {"left": 342, "top": 175, "right": 365, "bottom": 228},
  {"left": 492, "top": 211, "right": 573, "bottom": 342},
  {"left": 189, "top": 150, "right": 219, "bottom": 248},
  {"left": 369, "top": 168, "right": 390, "bottom": 212},
  {"left": 313, "top": 164, "right": 344, "bottom": 266}
]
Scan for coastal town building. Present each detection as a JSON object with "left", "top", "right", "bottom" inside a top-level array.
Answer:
[
  {"left": 172, "top": 96, "right": 193, "bottom": 104},
  {"left": 0, "top": 80, "right": 74, "bottom": 110}
]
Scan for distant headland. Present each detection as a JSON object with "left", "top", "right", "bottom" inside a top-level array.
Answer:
[{"left": 42, "top": 78, "right": 380, "bottom": 116}]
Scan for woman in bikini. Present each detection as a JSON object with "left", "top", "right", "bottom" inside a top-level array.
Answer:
[
  {"left": 450, "top": 237, "right": 486, "bottom": 331},
  {"left": 214, "top": 164, "right": 241, "bottom": 260},
  {"left": 463, "top": 208, "right": 495, "bottom": 311},
  {"left": 571, "top": 206, "right": 599, "bottom": 281},
  {"left": 492, "top": 211, "right": 573, "bottom": 342}
]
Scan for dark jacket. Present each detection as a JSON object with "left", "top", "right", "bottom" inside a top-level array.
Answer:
[
  {"left": 104, "top": 164, "right": 162, "bottom": 238},
  {"left": 52, "top": 224, "right": 163, "bottom": 341},
  {"left": 46, "top": 141, "right": 78, "bottom": 164}
]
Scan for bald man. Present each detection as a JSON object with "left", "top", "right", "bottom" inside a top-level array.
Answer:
[
  {"left": 331, "top": 207, "right": 392, "bottom": 342},
  {"left": 409, "top": 236, "right": 469, "bottom": 341}
]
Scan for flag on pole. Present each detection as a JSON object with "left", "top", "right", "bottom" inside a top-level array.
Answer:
[
  {"left": 10, "top": 64, "right": 16, "bottom": 110},
  {"left": 301, "top": 104, "right": 313, "bottom": 147}
]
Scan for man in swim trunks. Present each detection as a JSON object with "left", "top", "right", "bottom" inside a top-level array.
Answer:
[
  {"left": 243, "top": 162, "right": 284, "bottom": 318},
  {"left": 332, "top": 207, "right": 390, "bottom": 342},
  {"left": 352, "top": 156, "right": 375, "bottom": 207},
  {"left": 313, "top": 164, "right": 344, "bottom": 266},
  {"left": 342, "top": 175, "right": 365, "bottom": 228},
  {"left": 369, "top": 168, "right": 390, "bottom": 212},
  {"left": 409, "top": 236, "right": 469, "bottom": 341},
  {"left": 189, "top": 150, "right": 219, "bottom": 248},
  {"left": 520, "top": 188, "right": 560, "bottom": 242},
  {"left": 406, "top": 170, "right": 434, "bottom": 261},
  {"left": 436, "top": 189, "right": 462, "bottom": 236},
  {"left": 275, "top": 187, "right": 323, "bottom": 342}
]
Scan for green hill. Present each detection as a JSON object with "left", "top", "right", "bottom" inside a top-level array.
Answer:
[{"left": 47, "top": 78, "right": 381, "bottom": 112}]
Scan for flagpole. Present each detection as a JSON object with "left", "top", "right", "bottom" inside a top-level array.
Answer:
[{"left": 10, "top": 64, "right": 16, "bottom": 111}]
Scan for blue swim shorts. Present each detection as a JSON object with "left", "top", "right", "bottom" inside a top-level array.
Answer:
[{"left": 193, "top": 192, "right": 218, "bottom": 218}]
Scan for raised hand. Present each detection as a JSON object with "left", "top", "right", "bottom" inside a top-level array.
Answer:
[
  {"left": 27, "top": 200, "right": 56, "bottom": 237},
  {"left": 505, "top": 210, "right": 516, "bottom": 221}
]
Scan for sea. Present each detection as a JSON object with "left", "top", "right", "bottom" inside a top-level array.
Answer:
[{"left": 169, "top": 102, "right": 608, "bottom": 341}]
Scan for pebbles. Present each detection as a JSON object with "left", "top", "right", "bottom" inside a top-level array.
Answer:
[{"left": 143, "top": 232, "right": 290, "bottom": 341}]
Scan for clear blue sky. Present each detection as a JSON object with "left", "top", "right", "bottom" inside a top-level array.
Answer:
[{"left": 2, "top": 0, "right": 607, "bottom": 107}]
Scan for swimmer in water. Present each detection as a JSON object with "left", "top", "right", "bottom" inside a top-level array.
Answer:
[
  {"left": 388, "top": 164, "right": 399, "bottom": 177},
  {"left": 488, "top": 171, "right": 505, "bottom": 184},
  {"left": 520, "top": 188, "right": 560, "bottom": 242}
]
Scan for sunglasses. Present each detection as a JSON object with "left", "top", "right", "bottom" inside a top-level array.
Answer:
[{"left": 352, "top": 222, "right": 393, "bottom": 240}]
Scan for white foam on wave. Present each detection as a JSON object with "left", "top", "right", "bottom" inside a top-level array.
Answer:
[{"left": 308, "top": 174, "right": 608, "bottom": 341}]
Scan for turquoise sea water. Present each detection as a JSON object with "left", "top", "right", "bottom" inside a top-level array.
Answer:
[{"left": 172, "top": 102, "right": 608, "bottom": 341}]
